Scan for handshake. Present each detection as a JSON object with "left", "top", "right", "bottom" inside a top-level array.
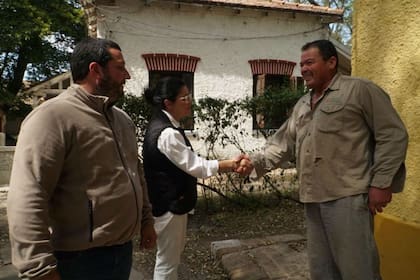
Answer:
[{"left": 219, "top": 154, "right": 254, "bottom": 176}]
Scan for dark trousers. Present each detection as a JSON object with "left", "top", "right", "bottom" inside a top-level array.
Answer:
[{"left": 55, "top": 241, "right": 133, "bottom": 280}]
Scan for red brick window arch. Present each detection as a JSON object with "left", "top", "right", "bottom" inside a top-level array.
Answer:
[
  {"left": 142, "top": 53, "right": 201, "bottom": 130},
  {"left": 248, "top": 59, "right": 303, "bottom": 130},
  {"left": 248, "top": 59, "right": 296, "bottom": 76},
  {"left": 142, "top": 53, "right": 200, "bottom": 72}
]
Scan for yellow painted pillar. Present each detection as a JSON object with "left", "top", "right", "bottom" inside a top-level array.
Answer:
[
  {"left": 374, "top": 214, "right": 420, "bottom": 280},
  {"left": 353, "top": 1, "right": 420, "bottom": 279}
]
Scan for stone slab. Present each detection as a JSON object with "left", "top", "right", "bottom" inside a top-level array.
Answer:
[
  {"left": 250, "top": 244, "right": 308, "bottom": 279},
  {"left": 221, "top": 251, "right": 268, "bottom": 280},
  {"left": 213, "top": 234, "right": 309, "bottom": 280},
  {"left": 0, "top": 147, "right": 14, "bottom": 186},
  {"left": 211, "top": 239, "right": 241, "bottom": 259},
  {"left": 0, "top": 133, "right": 5, "bottom": 146}
]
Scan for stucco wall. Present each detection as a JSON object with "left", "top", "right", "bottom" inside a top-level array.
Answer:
[
  {"left": 97, "top": 1, "right": 329, "bottom": 156},
  {"left": 352, "top": 0, "right": 420, "bottom": 224}
]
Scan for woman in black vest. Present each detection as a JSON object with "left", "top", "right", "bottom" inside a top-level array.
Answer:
[{"left": 143, "top": 77, "right": 240, "bottom": 280}]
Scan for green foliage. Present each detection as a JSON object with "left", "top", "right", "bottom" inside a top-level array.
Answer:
[
  {"left": 0, "top": 0, "right": 86, "bottom": 49},
  {"left": 0, "top": 0, "right": 86, "bottom": 78},
  {"left": 116, "top": 93, "right": 153, "bottom": 147},
  {"left": 0, "top": 0, "right": 87, "bottom": 119},
  {"left": 0, "top": 93, "right": 32, "bottom": 119},
  {"left": 193, "top": 97, "right": 247, "bottom": 155},
  {"left": 242, "top": 86, "right": 305, "bottom": 136}
]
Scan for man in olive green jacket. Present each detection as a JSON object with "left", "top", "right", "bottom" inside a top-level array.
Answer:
[
  {"left": 7, "top": 38, "right": 156, "bottom": 280},
  {"left": 239, "top": 40, "right": 408, "bottom": 280}
]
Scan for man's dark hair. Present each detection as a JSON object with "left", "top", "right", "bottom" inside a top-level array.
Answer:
[
  {"left": 302, "top": 39, "right": 339, "bottom": 70},
  {"left": 70, "top": 38, "right": 122, "bottom": 82}
]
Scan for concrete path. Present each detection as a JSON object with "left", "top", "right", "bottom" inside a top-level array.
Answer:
[{"left": 211, "top": 234, "right": 309, "bottom": 280}]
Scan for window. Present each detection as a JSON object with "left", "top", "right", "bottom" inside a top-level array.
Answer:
[
  {"left": 142, "top": 53, "right": 200, "bottom": 130},
  {"left": 249, "top": 59, "right": 303, "bottom": 130}
]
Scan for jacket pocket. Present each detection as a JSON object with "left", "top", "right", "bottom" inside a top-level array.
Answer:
[
  {"left": 317, "top": 103, "right": 344, "bottom": 132},
  {"left": 88, "top": 199, "right": 93, "bottom": 242}
]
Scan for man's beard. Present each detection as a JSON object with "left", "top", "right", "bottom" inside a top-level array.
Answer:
[{"left": 96, "top": 73, "right": 124, "bottom": 106}]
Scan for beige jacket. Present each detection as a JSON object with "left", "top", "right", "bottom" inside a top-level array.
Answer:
[
  {"left": 252, "top": 74, "right": 408, "bottom": 203},
  {"left": 7, "top": 85, "right": 153, "bottom": 279}
]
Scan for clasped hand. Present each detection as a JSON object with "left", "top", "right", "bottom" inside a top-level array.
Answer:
[{"left": 232, "top": 154, "right": 254, "bottom": 176}]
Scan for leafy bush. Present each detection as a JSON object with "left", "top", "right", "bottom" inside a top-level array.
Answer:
[
  {"left": 242, "top": 86, "right": 305, "bottom": 138},
  {"left": 117, "top": 93, "right": 152, "bottom": 146},
  {"left": 0, "top": 90, "right": 32, "bottom": 119}
]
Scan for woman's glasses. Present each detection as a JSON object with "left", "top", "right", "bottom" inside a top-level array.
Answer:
[{"left": 178, "top": 93, "right": 193, "bottom": 102}]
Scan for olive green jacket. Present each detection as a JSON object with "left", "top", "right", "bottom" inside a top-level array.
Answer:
[{"left": 252, "top": 74, "right": 408, "bottom": 203}]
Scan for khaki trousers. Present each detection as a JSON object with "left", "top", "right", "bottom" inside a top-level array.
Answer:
[{"left": 305, "top": 194, "right": 381, "bottom": 280}]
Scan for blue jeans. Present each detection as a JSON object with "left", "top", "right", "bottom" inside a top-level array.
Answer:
[{"left": 55, "top": 241, "right": 133, "bottom": 280}]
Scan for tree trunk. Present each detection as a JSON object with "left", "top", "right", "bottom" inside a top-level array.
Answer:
[
  {"left": 3, "top": 38, "right": 39, "bottom": 144},
  {"left": 6, "top": 40, "right": 33, "bottom": 96}
]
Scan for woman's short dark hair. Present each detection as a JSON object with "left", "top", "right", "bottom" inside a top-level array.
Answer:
[
  {"left": 144, "top": 77, "right": 186, "bottom": 109},
  {"left": 302, "top": 39, "right": 339, "bottom": 69},
  {"left": 70, "top": 38, "right": 121, "bottom": 82}
]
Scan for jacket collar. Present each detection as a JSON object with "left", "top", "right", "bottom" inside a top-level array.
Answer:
[
  {"left": 327, "top": 73, "right": 342, "bottom": 92},
  {"left": 308, "top": 73, "right": 342, "bottom": 101},
  {"left": 65, "top": 84, "right": 113, "bottom": 114}
]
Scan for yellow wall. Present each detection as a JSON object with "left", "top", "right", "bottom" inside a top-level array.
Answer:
[
  {"left": 353, "top": 1, "right": 420, "bottom": 279},
  {"left": 374, "top": 214, "right": 420, "bottom": 280},
  {"left": 352, "top": 0, "right": 420, "bottom": 224}
]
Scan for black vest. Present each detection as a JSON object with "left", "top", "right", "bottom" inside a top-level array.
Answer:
[{"left": 143, "top": 111, "right": 198, "bottom": 217}]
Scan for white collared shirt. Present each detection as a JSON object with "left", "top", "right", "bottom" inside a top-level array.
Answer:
[{"left": 157, "top": 110, "right": 219, "bottom": 178}]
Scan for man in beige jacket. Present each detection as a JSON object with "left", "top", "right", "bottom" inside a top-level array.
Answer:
[
  {"left": 238, "top": 40, "right": 408, "bottom": 280},
  {"left": 7, "top": 38, "right": 156, "bottom": 280}
]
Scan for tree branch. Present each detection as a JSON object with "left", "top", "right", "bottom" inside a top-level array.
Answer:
[{"left": 6, "top": 42, "right": 31, "bottom": 96}]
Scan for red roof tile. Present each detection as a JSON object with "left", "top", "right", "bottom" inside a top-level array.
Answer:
[
  {"left": 160, "top": 0, "right": 343, "bottom": 17},
  {"left": 81, "top": 0, "right": 343, "bottom": 37}
]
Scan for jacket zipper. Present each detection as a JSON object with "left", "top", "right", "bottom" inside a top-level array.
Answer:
[
  {"left": 88, "top": 199, "right": 93, "bottom": 242},
  {"left": 104, "top": 112, "right": 140, "bottom": 237}
]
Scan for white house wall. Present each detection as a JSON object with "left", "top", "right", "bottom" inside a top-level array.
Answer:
[{"left": 96, "top": 1, "right": 328, "bottom": 157}]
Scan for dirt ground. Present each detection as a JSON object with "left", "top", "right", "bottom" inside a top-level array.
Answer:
[
  {"left": 0, "top": 191, "right": 305, "bottom": 279},
  {"left": 133, "top": 196, "right": 305, "bottom": 279},
  {"left": 0, "top": 192, "right": 10, "bottom": 267}
]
